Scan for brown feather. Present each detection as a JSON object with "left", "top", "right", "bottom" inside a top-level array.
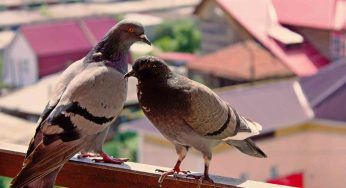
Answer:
[{"left": 11, "top": 139, "right": 86, "bottom": 188}]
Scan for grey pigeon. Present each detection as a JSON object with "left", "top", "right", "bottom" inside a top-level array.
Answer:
[
  {"left": 125, "top": 56, "right": 266, "bottom": 184},
  {"left": 11, "top": 20, "right": 151, "bottom": 188}
]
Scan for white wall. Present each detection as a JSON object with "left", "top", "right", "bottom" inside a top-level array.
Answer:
[{"left": 3, "top": 33, "right": 38, "bottom": 87}]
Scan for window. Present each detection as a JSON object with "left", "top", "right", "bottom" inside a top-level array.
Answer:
[
  {"left": 331, "top": 31, "right": 346, "bottom": 60},
  {"left": 20, "top": 59, "right": 29, "bottom": 72},
  {"left": 18, "top": 59, "right": 30, "bottom": 86}
]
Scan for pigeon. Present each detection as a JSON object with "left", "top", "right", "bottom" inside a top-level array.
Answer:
[
  {"left": 11, "top": 20, "right": 151, "bottom": 188},
  {"left": 125, "top": 56, "right": 267, "bottom": 184}
]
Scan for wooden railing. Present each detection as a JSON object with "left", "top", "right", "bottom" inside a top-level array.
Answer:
[{"left": 0, "top": 142, "right": 290, "bottom": 188}]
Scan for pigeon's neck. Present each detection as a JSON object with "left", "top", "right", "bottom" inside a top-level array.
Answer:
[
  {"left": 105, "top": 52, "right": 128, "bottom": 74},
  {"left": 89, "top": 35, "right": 130, "bottom": 74}
]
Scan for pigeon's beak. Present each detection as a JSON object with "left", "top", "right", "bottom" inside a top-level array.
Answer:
[
  {"left": 124, "top": 70, "right": 136, "bottom": 78},
  {"left": 139, "top": 34, "right": 151, "bottom": 46}
]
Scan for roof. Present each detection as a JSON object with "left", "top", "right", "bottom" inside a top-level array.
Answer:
[
  {"left": 21, "top": 21, "right": 90, "bottom": 56},
  {"left": 0, "top": 72, "right": 138, "bottom": 115},
  {"left": 187, "top": 40, "right": 293, "bottom": 80},
  {"left": 300, "top": 60, "right": 346, "bottom": 121},
  {"left": 195, "top": 0, "right": 330, "bottom": 76},
  {"left": 0, "top": 113, "right": 35, "bottom": 145},
  {"left": 0, "top": 73, "right": 59, "bottom": 114},
  {"left": 82, "top": 17, "right": 117, "bottom": 44},
  {"left": 20, "top": 17, "right": 116, "bottom": 77},
  {"left": 122, "top": 79, "right": 314, "bottom": 134},
  {"left": 0, "top": 30, "right": 15, "bottom": 50},
  {"left": 272, "top": 0, "right": 346, "bottom": 30},
  {"left": 218, "top": 80, "right": 313, "bottom": 131},
  {"left": 300, "top": 59, "right": 346, "bottom": 106},
  {"left": 21, "top": 17, "right": 116, "bottom": 56}
]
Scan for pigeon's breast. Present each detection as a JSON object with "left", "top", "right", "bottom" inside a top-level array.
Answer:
[
  {"left": 74, "top": 66, "right": 127, "bottom": 119},
  {"left": 137, "top": 82, "right": 191, "bottom": 117}
]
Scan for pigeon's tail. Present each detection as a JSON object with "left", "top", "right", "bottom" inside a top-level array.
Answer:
[
  {"left": 225, "top": 138, "right": 267, "bottom": 158},
  {"left": 18, "top": 168, "right": 61, "bottom": 188},
  {"left": 11, "top": 162, "right": 62, "bottom": 188},
  {"left": 11, "top": 139, "right": 85, "bottom": 188}
]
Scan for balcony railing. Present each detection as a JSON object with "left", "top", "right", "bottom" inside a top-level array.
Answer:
[{"left": 0, "top": 142, "right": 290, "bottom": 188}]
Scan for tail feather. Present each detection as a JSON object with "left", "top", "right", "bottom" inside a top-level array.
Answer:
[
  {"left": 11, "top": 139, "right": 85, "bottom": 188},
  {"left": 21, "top": 167, "right": 61, "bottom": 188},
  {"left": 226, "top": 138, "right": 267, "bottom": 158}
]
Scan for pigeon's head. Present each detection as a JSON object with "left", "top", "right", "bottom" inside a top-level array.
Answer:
[
  {"left": 124, "top": 56, "right": 172, "bottom": 80},
  {"left": 108, "top": 20, "right": 151, "bottom": 47}
]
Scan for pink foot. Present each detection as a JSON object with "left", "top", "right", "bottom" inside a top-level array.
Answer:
[
  {"left": 93, "top": 151, "right": 129, "bottom": 164},
  {"left": 78, "top": 153, "right": 97, "bottom": 159},
  {"left": 156, "top": 168, "right": 191, "bottom": 184}
]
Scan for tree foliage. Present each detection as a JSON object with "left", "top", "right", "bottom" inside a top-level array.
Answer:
[{"left": 153, "top": 20, "right": 201, "bottom": 53}]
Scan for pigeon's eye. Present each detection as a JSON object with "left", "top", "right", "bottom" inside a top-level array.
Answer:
[{"left": 128, "top": 27, "right": 135, "bottom": 33}]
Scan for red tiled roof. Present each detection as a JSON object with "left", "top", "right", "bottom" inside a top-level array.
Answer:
[
  {"left": 200, "top": 0, "right": 330, "bottom": 76},
  {"left": 20, "top": 17, "right": 117, "bottom": 77},
  {"left": 187, "top": 40, "right": 292, "bottom": 80},
  {"left": 273, "top": 0, "right": 346, "bottom": 30}
]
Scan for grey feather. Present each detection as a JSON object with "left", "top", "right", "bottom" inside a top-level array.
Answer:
[
  {"left": 12, "top": 20, "right": 151, "bottom": 188},
  {"left": 129, "top": 56, "right": 267, "bottom": 175},
  {"left": 225, "top": 139, "right": 267, "bottom": 158}
]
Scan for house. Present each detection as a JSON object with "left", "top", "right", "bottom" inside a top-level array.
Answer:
[
  {"left": 194, "top": 0, "right": 330, "bottom": 77},
  {"left": 272, "top": 0, "right": 346, "bottom": 61},
  {"left": 187, "top": 40, "right": 293, "bottom": 88},
  {"left": 3, "top": 17, "right": 117, "bottom": 87},
  {"left": 300, "top": 59, "right": 346, "bottom": 122}
]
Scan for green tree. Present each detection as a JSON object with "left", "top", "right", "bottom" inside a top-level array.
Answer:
[
  {"left": 0, "top": 176, "right": 11, "bottom": 188},
  {"left": 153, "top": 20, "right": 201, "bottom": 53}
]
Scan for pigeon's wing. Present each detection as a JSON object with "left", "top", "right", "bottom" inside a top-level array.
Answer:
[
  {"left": 182, "top": 79, "right": 262, "bottom": 140},
  {"left": 11, "top": 65, "right": 116, "bottom": 188},
  {"left": 25, "top": 59, "right": 87, "bottom": 158}
]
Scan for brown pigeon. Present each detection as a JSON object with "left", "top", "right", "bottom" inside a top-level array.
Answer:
[
  {"left": 125, "top": 56, "right": 266, "bottom": 184},
  {"left": 11, "top": 20, "right": 151, "bottom": 188}
]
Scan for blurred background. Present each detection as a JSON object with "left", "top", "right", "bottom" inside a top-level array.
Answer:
[{"left": 0, "top": 0, "right": 345, "bottom": 187}]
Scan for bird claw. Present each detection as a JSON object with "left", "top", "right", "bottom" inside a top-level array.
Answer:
[
  {"left": 92, "top": 152, "right": 129, "bottom": 164},
  {"left": 93, "top": 157, "right": 129, "bottom": 164},
  {"left": 157, "top": 169, "right": 174, "bottom": 186},
  {"left": 77, "top": 153, "right": 98, "bottom": 159},
  {"left": 156, "top": 168, "right": 191, "bottom": 186},
  {"left": 155, "top": 168, "right": 190, "bottom": 174},
  {"left": 186, "top": 174, "right": 214, "bottom": 184}
]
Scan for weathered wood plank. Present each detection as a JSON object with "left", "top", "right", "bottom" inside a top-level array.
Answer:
[{"left": 0, "top": 142, "right": 290, "bottom": 188}]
